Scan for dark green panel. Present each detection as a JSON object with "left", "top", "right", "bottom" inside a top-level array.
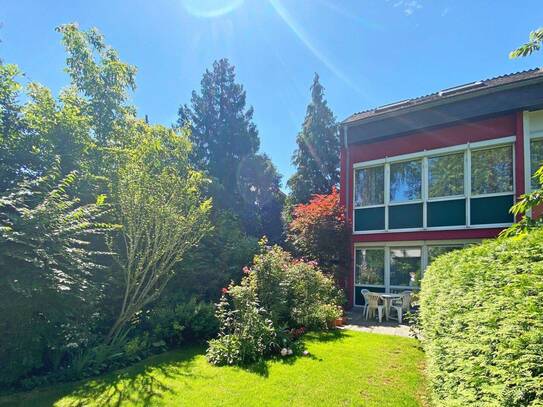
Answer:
[
  {"left": 354, "top": 286, "right": 385, "bottom": 306},
  {"left": 354, "top": 207, "right": 385, "bottom": 231},
  {"left": 427, "top": 199, "right": 466, "bottom": 227},
  {"left": 470, "top": 195, "right": 514, "bottom": 225},
  {"left": 389, "top": 203, "right": 423, "bottom": 229}
]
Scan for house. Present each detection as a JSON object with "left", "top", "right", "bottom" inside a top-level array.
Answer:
[{"left": 339, "top": 68, "right": 543, "bottom": 308}]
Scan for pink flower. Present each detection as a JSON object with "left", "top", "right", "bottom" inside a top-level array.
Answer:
[
  {"left": 221, "top": 287, "right": 228, "bottom": 295},
  {"left": 242, "top": 266, "right": 251, "bottom": 274}
]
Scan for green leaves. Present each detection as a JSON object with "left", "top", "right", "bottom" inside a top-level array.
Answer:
[
  {"left": 510, "top": 28, "right": 543, "bottom": 59},
  {"left": 420, "top": 230, "right": 543, "bottom": 406}
]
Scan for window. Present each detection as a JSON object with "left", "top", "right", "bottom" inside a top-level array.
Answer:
[
  {"left": 427, "top": 245, "right": 463, "bottom": 264},
  {"left": 428, "top": 153, "right": 464, "bottom": 198},
  {"left": 390, "top": 247, "right": 421, "bottom": 287},
  {"left": 354, "top": 166, "right": 384, "bottom": 207},
  {"left": 530, "top": 138, "right": 543, "bottom": 190},
  {"left": 355, "top": 248, "right": 385, "bottom": 285},
  {"left": 354, "top": 242, "right": 474, "bottom": 305},
  {"left": 390, "top": 160, "right": 422, "bottom": 202},
  {"left": 471, "top": 145, "right": 513, "bottom": 195},
  {"left": 352, "top": 138, "right": 515, "bottom": 233}
]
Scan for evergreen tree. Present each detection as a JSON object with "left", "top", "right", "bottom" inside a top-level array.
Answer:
[
  {"left": 287, "top": 73, "right": 339, "bottom": 204},
  {"left": 178, "top": 59, "right": 284, "bottom": 239}
]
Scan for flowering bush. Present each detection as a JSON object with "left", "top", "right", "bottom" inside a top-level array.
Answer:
[{"left": 206, "top": 241, "right": 344, "bottom": 366}]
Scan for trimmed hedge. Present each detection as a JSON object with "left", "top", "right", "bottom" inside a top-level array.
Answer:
[{"left": 420, "top": 230, "right": 543, "bottom": 406}]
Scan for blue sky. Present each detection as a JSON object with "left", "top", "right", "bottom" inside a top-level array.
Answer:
[{"left": 1, "top": 1, "right": 542, "bottom": 187}]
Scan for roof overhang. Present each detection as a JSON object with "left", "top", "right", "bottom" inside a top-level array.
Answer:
[{"left": 343, "top": 76, "right": 543, "bottom": 145}]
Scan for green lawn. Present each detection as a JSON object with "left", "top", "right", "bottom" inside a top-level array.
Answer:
[{"left": 0, "top": 330, "right": 426, "bottom": 407}]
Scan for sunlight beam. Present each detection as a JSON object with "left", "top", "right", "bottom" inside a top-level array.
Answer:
[{"left": 268, "top": 0, "right": 360, "bottom": 93}]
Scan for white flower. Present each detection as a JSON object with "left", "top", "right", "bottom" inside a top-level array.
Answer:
[
  {"left": 287, "top": 348, "right": 293, "bottom": 355},
  {"left": 280, "top": 348, "right": 288, "bottom": 356},
  {"left": 303, "top": 350, "right": 309, "bottom": 356}
]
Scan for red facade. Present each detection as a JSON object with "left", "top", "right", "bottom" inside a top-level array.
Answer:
[{"left": 341, "top": 113, "right": 526, "bottom": 308}]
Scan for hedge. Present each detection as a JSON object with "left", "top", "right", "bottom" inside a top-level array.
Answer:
[{"left": 420, "top": 230, "right": 543, "bottom": 406}]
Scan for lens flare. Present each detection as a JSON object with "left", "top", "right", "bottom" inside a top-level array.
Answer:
[
  {"left": 268, "top": 0, "right": 360, "bottom": 93},
  {"left": 182, "top": 0, "right": 244, "bottom": 18}
]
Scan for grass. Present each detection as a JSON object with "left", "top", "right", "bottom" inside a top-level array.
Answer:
[{"left": 0, "top": 330, "right": 426, "bottom": 407}]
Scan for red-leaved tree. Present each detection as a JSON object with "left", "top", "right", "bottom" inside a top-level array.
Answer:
[{"left": 287, "top": 187, "right": 349, "bottom": 287}]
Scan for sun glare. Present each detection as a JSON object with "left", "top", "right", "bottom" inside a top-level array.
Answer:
[{"left": 181, "top": 0, "right": 244, "bottom": 18}]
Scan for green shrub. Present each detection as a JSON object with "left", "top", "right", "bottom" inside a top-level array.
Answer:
[
  {"left": 206, "top": 242, "right": 344, "bottom": 366},
  {"left": 420, "top": 230, "right": 543, "bottom": 406},
  {"left": 250, "top": 244, "right": 344, "bottom": 330},
  {"left": 206, "top": 285, "right": 276, "bottom": 365},
  {"left": 142, "top": 295, "right": 218, "bottom": 347}
]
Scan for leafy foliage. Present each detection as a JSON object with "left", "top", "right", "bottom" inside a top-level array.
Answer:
[
  {"left": 501, "top": 165, "right": 543, "bottom": 237},
  {"left": 510, "top": 27, "right": 543, "bottom": 58},
  {"left": 420, "top": 230, "right": 543, "bottom": 406},
  {"left": 287, "top": 187, "right": 349, "bottom": 283},
  {"left": 287, "top": 73, "right": 339, "bottom": 204},
  {"left": 0, "top": 169, "right": 112, "bottom": 387},
  {"left": 206, "top": 242, "right": 344, "bottom": 366},
  {"left": 106, "top": 129, "right": 212, "bottom": 344}
]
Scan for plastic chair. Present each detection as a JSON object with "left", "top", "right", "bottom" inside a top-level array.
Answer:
[
  {"left": 365, "top": 292, "right": 384, "bottom": 323},
  {"left": 389, "top": 291, "right": 412, "bottom": 324},
  {"left": 360, "top": 289, "right": 370, "bottom": 315}
]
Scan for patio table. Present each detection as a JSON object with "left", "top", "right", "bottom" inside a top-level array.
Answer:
[{"left": 379, "top": 293, "right": 402, "bottom": 321}]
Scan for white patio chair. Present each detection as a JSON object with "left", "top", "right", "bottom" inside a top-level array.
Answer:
[
  {"left": 360, "top": 289, "right": 370, "bottom": 315},
  {"left": 365, "top": 292, "right": 384, "bottom": 323},
  {"left": 389, "top": 291, "right": 412, "bottom": 324}
]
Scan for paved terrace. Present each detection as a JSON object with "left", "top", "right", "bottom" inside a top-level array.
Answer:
[{"left": 341, "top": 310, "right": 414, "bottom": 338}]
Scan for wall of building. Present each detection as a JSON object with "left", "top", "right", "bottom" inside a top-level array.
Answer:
[{"left": 341, "top": 112, "right": 525, "bottom": 307}]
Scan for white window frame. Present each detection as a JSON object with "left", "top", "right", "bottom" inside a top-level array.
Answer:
[
  {"left": 523, "top": 110, "right": 543, "bottom": 194},
  {"left": 353, "top": 239, "right": 479, "bottom": 305},
  {"left": 352, "top": 136, "right": 516, "bottom": 234}
]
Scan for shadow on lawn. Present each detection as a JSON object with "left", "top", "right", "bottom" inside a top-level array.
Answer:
[
  {"left": 241, "top": 329, "right": 347, "bottom": 378},
  {"left": 54, "top": 346, "right": 204, "bottom": 407}
]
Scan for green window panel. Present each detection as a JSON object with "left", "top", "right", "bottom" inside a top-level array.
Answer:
[
  {"left": 354, "top": 207, "right": 385, "bottom": 231},
  {"left": 389, "top": 203, "right": 423, "bottom": 229},
  {"left": 427, "top": 199, "right": 466, "bottom": 227},
  {"left": 470, "top": 195, "right": 514, "bottom": 225}
]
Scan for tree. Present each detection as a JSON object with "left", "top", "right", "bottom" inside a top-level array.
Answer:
[
  {"left": 178, "top": 59, "right": 284, "bottom": 239},
  {"left": 106, "top": 128, "right": 212, "bottom": 344},
  {"left": 510, "top": 27, "right": 543, "bottom": 58},
  {"left": 287, "top": 187, "right": 349, "bottom": 284},
  {"left": 178, "top": 58, "right": 259, "bottom": 210},
  {"left": 287, "top": 73, "right": 339, "bottom": 205}
]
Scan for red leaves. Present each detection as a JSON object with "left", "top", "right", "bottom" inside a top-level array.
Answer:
[{"left": 289, "top": 186, "right": 345, "bottom": 237}]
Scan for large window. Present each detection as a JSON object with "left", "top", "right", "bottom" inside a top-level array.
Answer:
[
  {"left": 530, "top": 138, "right": 543, "bottom": 190},
  {"left": 354, "top": 166, "right": 384, "bottom": 206},
  {"left": 390, "top": 248, "right": 421, "bottom": 287},
  {"left": 390, "top": 160, "right": 422, "bottom": 202},
  {"left": 471, "top": 145, "right": 513, "bottom": 195},
  {"left": 355, "top": 248, "right": 385, "bottom": 286},
  {"left": 354, "top": 242, "right": 472, "bottom": 304},
  {"left": 353, "top": 139, "right": 515, "bottom": 232},
  {"left": 428, "top": 153, "right": 464, "bottom": 198}
]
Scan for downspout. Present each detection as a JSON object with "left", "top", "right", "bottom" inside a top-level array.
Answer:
[{"left": 343, "top": 125, "right": 350, "bottom": 220}]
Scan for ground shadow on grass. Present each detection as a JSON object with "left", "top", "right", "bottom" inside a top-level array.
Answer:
[
  {"left": 0, "top": 346, "right": 205, "bottom": 407},
  {"left": 64, "top": 346, "right": 206, "bottom": 407},
  {"left": 240, "top": 329, "right": 347, "bottom": 378}
]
